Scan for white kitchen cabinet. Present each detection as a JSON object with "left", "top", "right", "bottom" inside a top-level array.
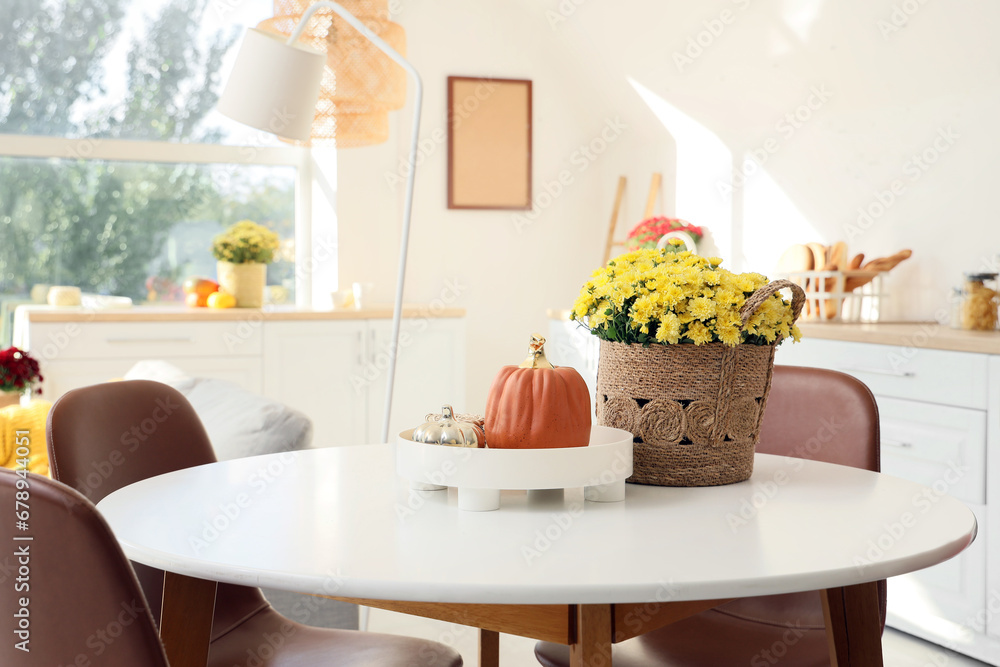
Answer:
[
  {"left": 35, "top": 357, "right": 262, "bottom": 398},
  {"left": 262, "top": 320, "right": 369, "bottom": 447},
  {"left": 14, "top": 307, "right": 467, "bottom": 450},
  {"left": 260, "top": 317, "right": 467, "bottom": 447},
  {"left": 366, "top": 318, "right": 467, "bottom": 443},
  {"left": 778, "top": 334, "right": 997, "bottom": 663},
  {"left": 17, "top": 317, "right": 264, "bottom": 395}
]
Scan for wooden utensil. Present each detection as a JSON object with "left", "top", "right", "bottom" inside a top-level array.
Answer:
[
  {"left": 776, "top": 244, "right": 814, "bottom": 273},
  {"left": 821, "top": 242, "right": 848, "bottom": 319},
  {"left": 825, "top": 242, "right": 847, "bottom": 271},
  {"left": 843, "top": 272, "right": 877, "bottom": 292},
  {"left": 846, "top": 250, "right": 913, "bottom": 291},
  {"left": 804, "top": 243, "right": 828, "bottom": 317},
  {"left": 807, "top": 243, "right": 827, "bottom": 273},
  {"left": 862, "top": 249, "right": 912, "bottom": 273},
  {"left": 776, "top": 244, "right": 815, "bottom": 316}
]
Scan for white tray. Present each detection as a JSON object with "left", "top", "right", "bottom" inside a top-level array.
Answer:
[{"left": 396, "top": 426, "right": 633, "bottom": 511}]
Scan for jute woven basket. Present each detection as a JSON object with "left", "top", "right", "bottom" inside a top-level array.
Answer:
[{"left": 596, "top": 279, "right": 805, "bottom": 487}]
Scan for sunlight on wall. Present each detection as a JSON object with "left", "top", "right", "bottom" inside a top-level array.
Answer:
[
  {"left": 628, "top": 78, "right": 734, "bottom": 261},
  {"left": 782, "top": 0, "right": 826, "bottom": 42},
  {"left": 627, "top": 78, "right": 827, "bottom": 275},
  {"left": 743, "top": 168, "right": 820, "bottom": 274}
]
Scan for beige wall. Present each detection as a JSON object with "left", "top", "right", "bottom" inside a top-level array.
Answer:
[
  {"left": 331, "top": 0, "right": 1000, "bottom": 412},
  {"left": 331, "top": 0, "right": 675, "bottom": 413}
]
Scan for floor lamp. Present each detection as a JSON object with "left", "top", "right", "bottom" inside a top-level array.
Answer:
[{"left": 217, "top": 1, "right": 423, "bottom": 447}]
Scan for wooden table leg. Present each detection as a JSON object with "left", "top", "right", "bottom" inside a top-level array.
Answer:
[
  {"left": 160, "top": 572, "right": 217, "bottom": 667},
  {"left": 821, "top": 583, "right": 883, "bottom": 666},
  {"left": 570, "top": 604, "right": 613, "bottom": 667},
  {"left": 479, "top": 628, "right": 500, "bottom": 667}
]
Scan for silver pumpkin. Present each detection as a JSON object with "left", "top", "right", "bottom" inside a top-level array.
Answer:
[{"left": 412, "top": 405, "right": 479, "bottom": 447}]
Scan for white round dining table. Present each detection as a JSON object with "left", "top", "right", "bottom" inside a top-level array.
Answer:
[{"left": 97, "top": 444, "right": 976, "bottom": 667}]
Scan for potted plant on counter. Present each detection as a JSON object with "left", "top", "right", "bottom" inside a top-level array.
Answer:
[{"left": 211, "top": 220, "right": 280, "bottom": 308}]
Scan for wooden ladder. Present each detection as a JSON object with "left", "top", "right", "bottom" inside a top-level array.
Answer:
[{"left": 602, "top": 173, "right": 662, "bottom": 265}]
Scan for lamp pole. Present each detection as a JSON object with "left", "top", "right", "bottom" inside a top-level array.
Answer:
[{"left": 287, "top": 2, "right": 423, "bottom": 445}]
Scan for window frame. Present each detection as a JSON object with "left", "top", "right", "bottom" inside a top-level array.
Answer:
[{"left": 0, "top": 133, "right": 314, "bottom": 307}]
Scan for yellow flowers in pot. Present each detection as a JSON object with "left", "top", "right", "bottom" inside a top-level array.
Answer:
[
  {"left": 572, "top": 245, "right": 802, "bottom": 347},
  {"left": 211, "top": 220, "right": 280, "bottom": 265}
]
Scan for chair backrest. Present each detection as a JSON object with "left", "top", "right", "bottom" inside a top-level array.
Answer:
[
  {"left": 47, "top": 380, "right": 269, "bottom": 635},
  {"left": 759, "top": 365, "right": 880, "bottom": 472},
  {"left": 0, "top": 468, "right": 169, "bottom": 666},
  {"left": 757, "top": 364, "right": 886, "bottom": 625}
]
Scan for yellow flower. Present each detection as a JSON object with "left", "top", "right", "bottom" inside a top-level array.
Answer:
[
  {"left": 655, "top": 312, "right": 682, "bottom": 344},
  {"left": 211, "top": 220, "right": 281, "bottom": 264},
  {"left": 688, "top": 297, "right": 716, "bottom": 320},
  {"left": 630, "top": 295, "right": 656, "bottom": 327},
  {"left": 572, "top": 247, "right": 801, "bottom": 348},
  {"left": 717, "top": 324, "right": 742, "bottom": 346},
  {"left": 686, "top": 321, "right": 714, "bottom": 345}
]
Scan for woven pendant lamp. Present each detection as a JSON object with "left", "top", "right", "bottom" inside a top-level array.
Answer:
[{"left": 257, "top": 0, "right": 406, "bottom": 146}]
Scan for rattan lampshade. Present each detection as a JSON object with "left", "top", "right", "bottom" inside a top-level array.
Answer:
[{"left": 257, "top": 0, "right": 406, "bottom": 147}]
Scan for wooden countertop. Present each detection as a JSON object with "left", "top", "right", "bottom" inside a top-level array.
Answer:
[
  {"left": 797, "top": 322, "right": 1000, "bottom": 355},
  {"left": 16, "top": 305, "right": 465, "bottom": 323}
]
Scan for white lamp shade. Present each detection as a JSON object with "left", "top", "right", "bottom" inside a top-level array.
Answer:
[{"left": 217, "top": 28, "right": 326, "bottom": 141}]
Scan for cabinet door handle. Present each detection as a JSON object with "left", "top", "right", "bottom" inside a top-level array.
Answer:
[
  {"left": 106, "top": 337, "right": 193, "bottom": 344},
  {"left": 356, "top": 331, "right": 364, "bottom": 366},
  {"left": 839, "top": 365, "right": 915, "bottom": 378},
  {"left": 883, "top": 439, "right": 914, "bottom": 449}
]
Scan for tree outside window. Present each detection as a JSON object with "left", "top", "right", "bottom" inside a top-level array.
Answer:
[{"left": 0, "top": 0, "right": 297, "bottom": 303}]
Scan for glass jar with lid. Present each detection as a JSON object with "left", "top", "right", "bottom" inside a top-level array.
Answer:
[{"left": 960, "top": 272, "right": 998, "bottom": 331}]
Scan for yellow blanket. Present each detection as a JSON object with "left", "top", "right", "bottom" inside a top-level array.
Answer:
[{"left": 0, "top": 401, "right": 51, "bottom": 476}]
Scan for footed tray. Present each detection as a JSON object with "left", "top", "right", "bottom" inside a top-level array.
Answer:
[{"left": 396, "top": 425, "right": 633, "bottom": 511}]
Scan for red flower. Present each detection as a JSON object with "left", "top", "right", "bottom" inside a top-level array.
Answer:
[
  {"left": 0, "top": 347, "right": 43, "bottom": 395},
  {"left": 624, "top": 217, "right": 703, "bottom": 251}
]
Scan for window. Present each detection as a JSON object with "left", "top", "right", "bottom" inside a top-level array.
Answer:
[{"left": 0, "top": 0, "right": 315, "bottom": 314}]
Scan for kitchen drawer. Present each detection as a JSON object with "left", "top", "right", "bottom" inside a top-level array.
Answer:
[
  {"left": 776, "top": 338, "right": 988, "bottom": 409},
  {"left": 40, "top": 357, "right": 263, "bottom": 398},
  {"left": 26, "top": 320, "right": 263, "bottom": 360},
  {"left": 878, "top": 396, "right": 986, "bottom": 505}
]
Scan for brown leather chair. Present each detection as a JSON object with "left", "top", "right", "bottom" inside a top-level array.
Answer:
[
  {"left": 0, "top": 467, "right": 170, "bottom": 666},
  {"left": 535, "top": 365, "right": 887, "bottom": 667},
  {"left": 48, "top": 379, "right": 463, "bottom": 667}
]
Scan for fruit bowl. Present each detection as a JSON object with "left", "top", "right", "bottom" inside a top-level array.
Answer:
[{"left": 395, "top": 425, "right": 633, "bottom": 511}]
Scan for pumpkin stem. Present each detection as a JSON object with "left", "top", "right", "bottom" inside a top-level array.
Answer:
[{"left": 519, "top": 334, "right": 554, "bottom": 369}]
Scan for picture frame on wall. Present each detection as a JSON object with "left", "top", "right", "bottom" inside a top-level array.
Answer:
[{"left": 447, "top": 76, "right": 532, "bottom": 210}]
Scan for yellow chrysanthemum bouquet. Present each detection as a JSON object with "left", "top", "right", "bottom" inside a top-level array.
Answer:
[
  {"left": 210, "top": 220, "right": 281, "bottom": 308},
  {"left": 211, "top": 220, "right": 280, "bottom": 264},
  {"left": 572, "top": 246, "right": 802, "bottom": 348},
  {"left": 579, "top": 243, "right": 805, "bottom": 487}
]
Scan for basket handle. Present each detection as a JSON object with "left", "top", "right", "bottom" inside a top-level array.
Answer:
[{"left": 739, "top": 279, "right": 806, "bottom": 330}]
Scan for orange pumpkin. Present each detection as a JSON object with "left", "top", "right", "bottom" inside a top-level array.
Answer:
[{"left": 485, "top": 334, "right": 592, "bottom": 449}]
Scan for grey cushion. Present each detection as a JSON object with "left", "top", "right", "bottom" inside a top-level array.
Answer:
[
  {"left": 123, "top": 360, "right": 313, "bottom": 460},
  {"left": 169, "top": 376, "right": 312, "bottom": 461}
]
